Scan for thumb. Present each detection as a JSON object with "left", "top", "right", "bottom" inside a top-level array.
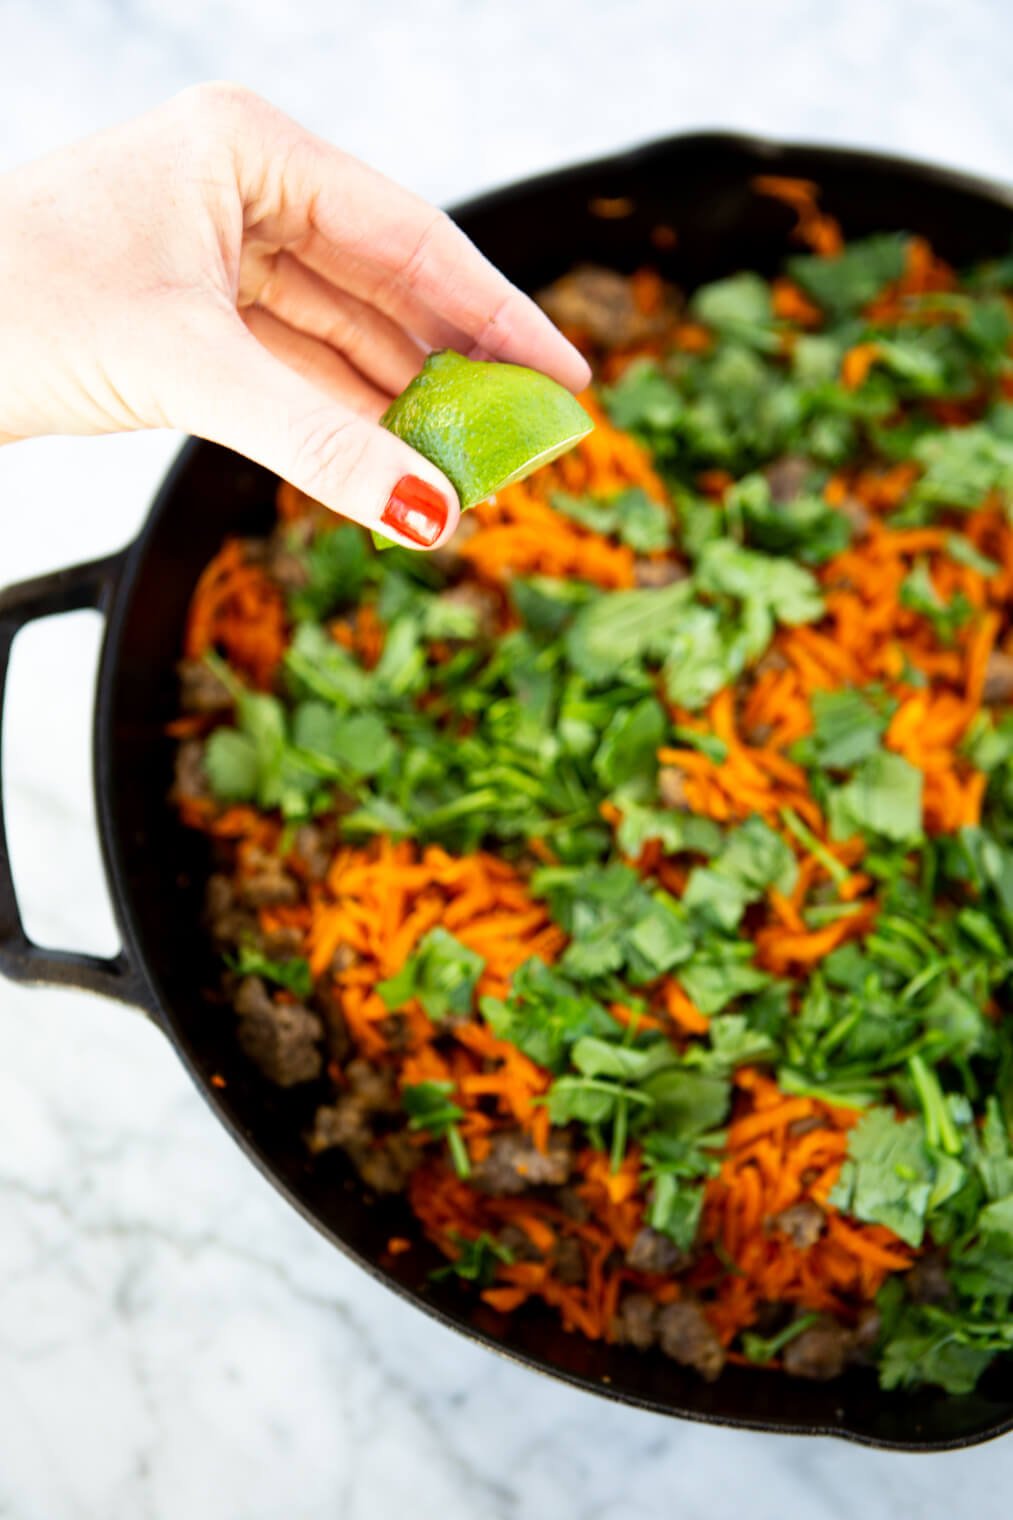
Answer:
[{"left": 165, "top": 317, "right": 461, "bottom": 550}]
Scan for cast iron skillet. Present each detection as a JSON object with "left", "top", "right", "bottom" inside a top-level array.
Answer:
[{"left": 2, "top": 132, "right": 1012, "bottom": 1450}]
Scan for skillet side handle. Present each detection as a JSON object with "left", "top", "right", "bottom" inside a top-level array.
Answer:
[{"left": 0, "top": 552, "right": 152, "bottom": 1011}]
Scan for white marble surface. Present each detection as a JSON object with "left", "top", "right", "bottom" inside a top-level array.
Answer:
[{"left": 2, "top": 1, "right": 1013, "bottom": 1513}]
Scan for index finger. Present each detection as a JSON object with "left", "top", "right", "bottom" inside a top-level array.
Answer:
[{"left": 265, "top": 130, "right": 592, "bottom": 393}]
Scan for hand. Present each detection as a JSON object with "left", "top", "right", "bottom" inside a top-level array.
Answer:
[{"left": 0, "top": 84, "right": 589, "bottom": 549}]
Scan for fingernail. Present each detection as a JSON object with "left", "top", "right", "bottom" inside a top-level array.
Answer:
[{"left": 380, "top": 475, "right": 448, "bottom": 547}]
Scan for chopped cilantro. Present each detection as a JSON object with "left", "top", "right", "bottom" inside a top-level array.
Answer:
[
  {"left": 377, "top": 928, "right": 484, "bottom": 1022},
  {"left": 228, "top": 946, "right": 313, "bottom": 1000}
]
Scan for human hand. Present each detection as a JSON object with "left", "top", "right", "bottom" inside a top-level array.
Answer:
[{"left": 0, "top": 84, "right": 589, "bottom": 549}]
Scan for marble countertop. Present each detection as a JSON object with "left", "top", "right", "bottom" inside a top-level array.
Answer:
[{"left": 2, "top": 0, "right": 1013, "bottom": 1513}]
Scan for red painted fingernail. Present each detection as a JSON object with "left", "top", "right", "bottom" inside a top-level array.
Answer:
[{"left": 380, "top": 475, "right": 448, "bottom": 547}]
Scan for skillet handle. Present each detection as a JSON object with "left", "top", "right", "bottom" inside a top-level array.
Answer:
[{"left": 0, "top": 552, "right": 152, "bottom": 1011}]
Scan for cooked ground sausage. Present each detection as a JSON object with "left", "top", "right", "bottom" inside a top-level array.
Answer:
[
  {"left": 835, "top": 493, "right": 871, "bottom": 536},
  {"left": 626, "top": 1226, "right": 688, "bottom": 1275},
  {"left": 538, "top": 264, "right": 679, "bottom": 347},
  {"left": 308, "top": 1095, "right": 372, "bottom": 1154},
  {"left": 763, "top": 455, "right": 811, "bottom": 504},
  {"left": 177, "top": 659, "right": 232, "bottom": 713},
  {"left": 290, "top": 822, "right": 341, "bottom": 883},
  {"left": 905, "top": 1251, "right": 955, "bottom": 1306},
  {"left": 262, "top": 925, "right": 305, "bottom": 959},
  {"left": 782, "top": 1317, "right": 853, "bottom": 1381},
  {"left": 234, "top": 977, "right": 323, "bottom": 1086},
  {"left": 236, "top": 847, "right": 300, "bottom": 908},
  {"left": 553, "top": 1235, "right": 587, "bottom": 1285},
  {"left": 633, "top": 557, "right": 686, "bottom": 589},
  {"left": 471, "top": 1129, "right": 573, "bottom": 1195},
  {"left": 312, "top": 979, "right": 352, "bottom": 1064},
  {"left": 852, "top": 1304, "right": 882, "bottom": 1358},
  {"left": 173, "top": 739, "right": 209, "bottom": 801},
  {"left": 771, "top": 1201, "right": 825, "bottom": 1249},
  {"left": 497, "top": 1223, "right": 544, "bottom": 1264},
  {"left": 613, "top": 1291, "right": 660, "bottom": 1350},
  {"left": 354, "top": 1132, "right": 420, "bottom": 1193},
  {"left": 204, "top": 873, "right": 259, "bottom": 951},
  {"left": 983, "top": 650, "right": 1013, "bottom": 705},
  {"left": 657, "top": 1301, "right": 725, "bottom": 1381},
  {"left": 657, "top": 766, "right": 689, "bottom": 809}
]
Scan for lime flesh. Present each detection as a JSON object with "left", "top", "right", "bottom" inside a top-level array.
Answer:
[{"left": 381, "top": 350, "right": 593, "bottom": 511}]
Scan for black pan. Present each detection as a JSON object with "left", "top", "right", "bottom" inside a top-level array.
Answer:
[{"left": 2, "top": 131, "right": 1012, "bottom": 1451}]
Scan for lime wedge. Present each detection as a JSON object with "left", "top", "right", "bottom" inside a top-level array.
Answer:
[{"left": 381, "top": 349, "right": 593, "bottom": 512}]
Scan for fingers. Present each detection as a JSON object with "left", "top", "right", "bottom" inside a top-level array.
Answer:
[
  {"left": 165, "top": 312, "right": 460, "bottom": 550},
  {"left": 243, "top": 251, "right": 427, "bottom": 399},
  {"left": 242, "top": 305, "right": 391, "bottom": 417},
  {"left": 234, "top": 115, "right": 592, "bottom": 392},
  {"left": 296, "top": 230, "right": 472, "bottom": 353},
  {"left": 308, "top": 155, "right": 592, "bottom": 390}
]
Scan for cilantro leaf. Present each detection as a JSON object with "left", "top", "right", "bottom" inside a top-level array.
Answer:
[
  {"left": 610, "top": 799, "right": 723, "bottom": 860},
  {"left": 900, "top": 561, "right": 973, "bottom": 643},
  {"left": 402, "top": 1081, "right": 470, "bottom": 1177},
  {"left": 204, "top": 728, "right": 260, "bottom": 801},
  {"left": 689, "top": 272, "right": 777, "bottom": 351},
  {"left": 828, "top": 750, "right": 924, "bottom": 843},
  {"left": 878, "top": 1301, "right": 1005, "bottom": 1395},
  {"left": 694, "top": 540, "right": 825, "bottom": 630},
  {"left": 291, "top": 703, "right": 395, "bottom": 778},
  {"left": 788, "top": 234, "right": 908, "bottom": 318},
  {"left": 912, "top": 413, "right": 1013, "bottom": 511},
  {"left": 480, "top": 959, "right": 615, "bottom": 1072},
  {"left": 564, "top": 581, "right": 693, "bottom": 682},
  {"left": 551, "top": 487, "right": 673, "bottom": 553},
  {"left": 288, "top": 524, "right": 368, "bottom": 622},
  {"left": 682, "top": 814, "right": 799, "bottom": 932},
  {"left": 808, "top": 687, "right": 894, "bottom": 769},
  {"left": 377, "top": 927, "right": 484, "bottom": 1022},
  {"left": 602, "top": 360, "right": 684, "bottom": 436},
  {"left": 661, "top": 603, "right": 745, "bottom": 712},
  {"left": 830, "top": 1107, "right": 935, "bottom": 1246},
  {"left": 729, "top": 472, "right": 852, "bottom": 565},
  {"left": 678, "top": 940, "right": 771, "bottom": 1014},
  {"left": 640, "top": 1066, "right": 730, "bottom": 1134},
  {"left": 431, "top": 1232, "right": 513, "bottom": 1287},
  {"left": 228, "top": 945, "right": 313, "bottom": 999},
  {"left": 593, "top": 697, "right": 666, "bottom": 789},
  {"left": 285, "top": 622, "right": 372, "bottom": 707}
]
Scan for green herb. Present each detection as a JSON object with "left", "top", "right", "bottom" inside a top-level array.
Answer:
[
  {"left": 228, "top": 946, "right": 313, "bottom": 999},
  {"left": 641, "top": 1131, "right": 722, "bottom": 1250},
  {"left": 900, "top": 561, "right": 973, "bottom": 643},
  {"left": 377, "top": 928, "right": 484, "bottom": 1022},
  {"left": 480, "top": 959, "right": 616, "bottom": 1072},
  {"left": 807, "top": 687, "right": 894, "bottom": 770},
  {"left": 912, "top": 412, "right": 1013, "bottom": 511},
  {"left": 728, "top": 472, "right": 851, "bottom": 564},
  {"left": 830, "top": 1107, "right": 937, "bottom": 1246},
  {"left": 683, "top": 817, "right": 797, "bottom": 930},
  {"left": 551, "top": 486, "right": 674, "bottom": 552},
  {"left": 742, "top": 1313, "right": 821, "bottom": 1365},
  {"left": 828, "top": 750, "right": 924, "bottom": 844},
  {"left": 788, "top": 234, "right": 908, "bottom": 318},
  {"left": 431, "top": 1232, "right": 513, "bottom": 1287},
  {"left": 690, "top": 272, "right": 778, "bottom": 351},
  {"left": 288, "top": 524, "right": 368, "bottom": 622},
  {"left": 564, "top": 581, "right": 693, "bottom": 683},
  {"left": 402, "top": 1081, "right": 471, "bottom": 1178}
]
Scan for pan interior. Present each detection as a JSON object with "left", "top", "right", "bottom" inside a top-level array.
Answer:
[{"left": 97, "top": 134, "right": 1013, "bottom": 1448}]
